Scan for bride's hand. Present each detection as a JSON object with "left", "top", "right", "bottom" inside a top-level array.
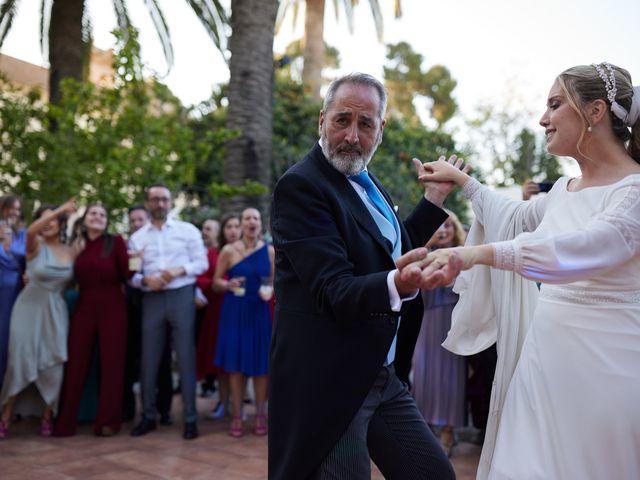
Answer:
[
  {"left": 418, "top": 155, "right": 471, "bottom": 187},
  {"left": 413, "top": 155, "right": 469, "bottom": 207},
  {"left": 419, "top": 245, "right": 495, "bottom": 273}
]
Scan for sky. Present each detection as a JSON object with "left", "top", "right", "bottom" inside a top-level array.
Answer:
[{"left": 2, "top": 0, "right": 639, "bottom": 174}]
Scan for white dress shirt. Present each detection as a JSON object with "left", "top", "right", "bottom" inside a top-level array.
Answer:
[{"left": 129, "top": 218, "right": 208, "bottom": 291}]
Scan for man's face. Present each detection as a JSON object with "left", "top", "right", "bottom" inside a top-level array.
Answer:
[
  {"left": 128, "top": 208, "right": 148, "bottom": 234},
  {"left": 145, "top": 187, "right": 172, "bottom": 222},
  {"left": 319, "top": 83, "right": 385, "bottom": 176}
]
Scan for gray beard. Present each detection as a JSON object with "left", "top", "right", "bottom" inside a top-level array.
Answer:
[{"left": 320, "top": 135, "right": 377, "bottom": 177}]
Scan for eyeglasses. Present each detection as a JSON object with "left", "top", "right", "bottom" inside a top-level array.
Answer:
[{"left": 148, "top": 197, "right": 171, "bottom": 204}]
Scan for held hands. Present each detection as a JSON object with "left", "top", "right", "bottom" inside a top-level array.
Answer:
[
  {"left": 144, "top": 275, "right": 167, "bottom": 291},
  {"left": 394, "top": 247, "right": 463, "bottom": 295},
  {"left": 400, "top": 245, "right": 495, "bottom": 284},
  {"left": 416, "top": 155, "right": 471, "bottom": 193},
  {"left": 160, "top": 267, "right": 185, "bottom": 283}
]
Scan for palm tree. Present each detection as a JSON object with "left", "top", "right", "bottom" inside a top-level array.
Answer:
[
  {"left": 223, "top": 0, "right": 278, "bottom": 219},
  {"left": 276, "top": 0, "right": 402, "bottom": 100},
  {"left": 0, "top": 0, "right": 227, "bottom": 104}
]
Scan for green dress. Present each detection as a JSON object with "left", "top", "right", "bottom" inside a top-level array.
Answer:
[{"left": 0, "top": 244, "right": 73, "bottom": 414}]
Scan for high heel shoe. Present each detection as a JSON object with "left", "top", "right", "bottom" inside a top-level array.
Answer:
[
  {"left": 228, "top": 416, "right": 243, "bottom": 438},
  {"left": 254, "top": 414, "right": 268, "bottom": 436},
  {"left": 40, "top": 417, "right": 53, "bottom": 437},
  {"left": 0, "top": 419, "right": 9, "bottom": 439}
]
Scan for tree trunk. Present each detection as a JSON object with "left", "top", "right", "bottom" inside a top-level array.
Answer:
[
  {"left": 302, "top": 0, "right": 325, "bottom": 101},
  {"left": 224, "top": 0, "right": 278, "bottom": 222},
  {"left": 48, "top": 0, "right": 86, "bottom": 105}
]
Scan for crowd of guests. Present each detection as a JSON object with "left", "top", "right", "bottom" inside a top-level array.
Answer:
[
  {"left": 0, "top": 186, "right": 496, "bottom": 453},
  {"left": 0, "top": 185, "right": 274, "bottom": 441}
]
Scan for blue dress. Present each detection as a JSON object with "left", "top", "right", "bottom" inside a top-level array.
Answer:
[
  {"left": 0, "top": 228, "right": 26, "bottom": 384},
  {"left": 214, "top": 244, "right": 272, "bottom": 376}
]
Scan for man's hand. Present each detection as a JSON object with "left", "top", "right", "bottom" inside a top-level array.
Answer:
[
  {"left": 160, "top": 267, "right": 185, "bottom": 283},
  {"left": 413, "top": 155, "right": 470, "bottom": 207},
  {"left": 394, "top": 247, "right": 463, "bottom": 293},
  {"left": 144, "top": 275, "right": 167, "bottom": 291},
  {"left": 521, "top": 180, "right": 540, "bottom": 201},
  {"left": 400, "top": 245, "right": 495, "bottom": 290}
]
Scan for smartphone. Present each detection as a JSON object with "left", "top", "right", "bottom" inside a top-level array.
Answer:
[{"left": 537, "top": 182, "right": 554, "bottom": 193}]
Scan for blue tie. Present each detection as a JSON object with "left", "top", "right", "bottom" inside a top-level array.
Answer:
[{"left": 350, "top": 171, "right": 397, "bottom": 228}]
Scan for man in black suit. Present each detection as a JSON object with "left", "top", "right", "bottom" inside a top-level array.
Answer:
[{"left": 269, "top": 73, "right": 462, "bottom": 479}]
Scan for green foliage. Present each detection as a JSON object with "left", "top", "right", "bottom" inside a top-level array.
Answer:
[
  {"left": 0, "top": 27, "right": 226, "bottom": 226},
  {"left": 466, "top": 102, "right": 562, "bottom": 187},
  {"left": 272, "top": 73, "right": 322, "bottom": 181},
  {"left": 384, "top": 42, "right": 457, "bottom": 126},
  {"left": 373, "top": 116, "right": 470, "bottom": 225}
]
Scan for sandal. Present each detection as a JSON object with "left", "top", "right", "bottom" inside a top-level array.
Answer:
[
  {"left": 228, "top": 416, "right": 243, "bottom": 438},
  {"left": 439, "top": 428, "right": 455, "bottom": 458},
  {"left": 0, "top": 419, "right": 8, "bottom": 439},
  {"left": 40, "top": 417, "right": 53, "bottom": 437},
  {"left": 254, "top": 414, "right": 268, "bottom": 436}
]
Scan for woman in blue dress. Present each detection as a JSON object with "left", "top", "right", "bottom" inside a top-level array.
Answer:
[
  {"left": 213, "top": 207, "right": 274, "bottom": 438},
  {"left": 0, "top": 195, "right": 27, "bottom": 386}
]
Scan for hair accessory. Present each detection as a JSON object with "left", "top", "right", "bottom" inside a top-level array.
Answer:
[{"left": 592, "top": 62, "right": 640, "bottom": 127}]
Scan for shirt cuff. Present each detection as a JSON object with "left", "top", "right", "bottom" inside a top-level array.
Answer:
[
  {"left": 131, "top": 272, "right": 144, "bottom": 288},
  {"left": 462, "top": 177, "right": 483, "bottom": 202},
  {"left": 492, "top": 241, "right": 517, "bottom": 271},
  {"left": 387, "top": 270, "right": 419, "bottom": 312}
]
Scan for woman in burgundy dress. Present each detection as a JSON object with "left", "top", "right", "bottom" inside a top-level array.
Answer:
[
  {"left": 54, "top": 204, "right": 133, "bottom": 436},
  {"left": 196, "top": 214, "right": 240, "bottom": 419}
]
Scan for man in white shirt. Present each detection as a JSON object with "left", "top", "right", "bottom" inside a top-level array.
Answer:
[{"left": 128, "top": 184, "right": 208, "bottom": 440}]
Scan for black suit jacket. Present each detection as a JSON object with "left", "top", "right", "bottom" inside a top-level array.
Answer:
[{"left": 268, "top": 143, "right": 447, "bottom": 479}]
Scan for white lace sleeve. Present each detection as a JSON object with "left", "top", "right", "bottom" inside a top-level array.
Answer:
[
  {"left": 492, "top": 179, "right": 640, "bottom": 283},
  {"left": 462, "top": 177, "right": 554, "bottom": 233}
]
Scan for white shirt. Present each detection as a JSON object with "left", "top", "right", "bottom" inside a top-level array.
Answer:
[{"left": 129, "top": 218, "right": 208, "bottom": 291}]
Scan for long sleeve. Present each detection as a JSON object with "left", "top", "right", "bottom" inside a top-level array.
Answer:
[
  {"left": 183, "top": 225, "right": 208, "bottom": 277},
  {"left": 114, "top": 235, "right": 134, "bottom": 281},
  {"left": 463, "top": 177, "right": 552, "bottom": 235},
  {"left": 492, "top": 178, "right": 640, "bottom": 283}
]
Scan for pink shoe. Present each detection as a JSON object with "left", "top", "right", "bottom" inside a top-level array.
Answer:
[
  {"left": 254, "top": 414, "right": 268, "bottom": 436},
  {"left": 0, "top": 419, "right": 8, "bottom": 439},
  {"left": 40, "top": 417, "right": 53, "bottom": 437},
  {"left": 228, "top": 416, "right": 243, "bottom": 438}
]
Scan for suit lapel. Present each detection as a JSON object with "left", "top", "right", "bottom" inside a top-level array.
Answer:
[{"left": 310, "top": 145, "right": 394, "bottom": 257}]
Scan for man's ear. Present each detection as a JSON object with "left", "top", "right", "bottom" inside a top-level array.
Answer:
[{"left": 318, "top": 111, "right": 325, "bottom": 135}]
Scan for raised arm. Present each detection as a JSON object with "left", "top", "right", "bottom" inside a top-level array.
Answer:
[{"left": 26, "top": 198, "right": 76, "bottom": 258}]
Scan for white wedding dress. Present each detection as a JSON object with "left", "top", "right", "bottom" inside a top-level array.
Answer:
[{"left": 458, "top": 175, "right": 640, "bottom": 480}]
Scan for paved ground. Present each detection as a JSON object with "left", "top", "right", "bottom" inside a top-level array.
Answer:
[{"left": 0, "top": 396, "right": 480, "bottom": 479}]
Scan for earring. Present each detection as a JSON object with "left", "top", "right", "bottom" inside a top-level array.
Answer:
[{"left": 587, "top": 126, "right": 592, "bottom": 132}]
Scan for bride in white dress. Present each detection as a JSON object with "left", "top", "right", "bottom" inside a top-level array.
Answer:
[{"left": 415, "top": 63, "right": 640, "bottom": 479}]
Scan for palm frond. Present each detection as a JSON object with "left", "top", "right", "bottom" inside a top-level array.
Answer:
[
  {"left": 0, "top": 0, "right": 19, "bottom": 49},
  {"left": 185, "top": 0, "right": 229, "bottom": 58},
  {"left": 143, "top": 0, "right": 174, "bottom": 72},
  {"left": 341, "top": 0, "right": 355, "bottom": 34},
  {"left": 39, "top": 0, "right": 48, "bottom": 55},
  {"left": 275, "top": 0, "right": 294, "bottom": 35},
  {"left": 291, "top": 0, "right": 300, "bottom": 31},
  {"left": 366, "top": 0, "right": 383, "bottom": 42},
  {"left": 112, "top": 0, "right": 132, "bottom": 32}
]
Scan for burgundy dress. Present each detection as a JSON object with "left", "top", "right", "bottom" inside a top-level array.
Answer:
[
  {"left": 54, "top": 234, "right": 131, "bottom": 436},
  {"left": 196, "top": 247, "right": 225, "bottom": 378}
]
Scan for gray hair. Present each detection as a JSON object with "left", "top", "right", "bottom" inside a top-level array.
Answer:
[{"left": 322, "top": 73, "right": 387, "bottom": 121}]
